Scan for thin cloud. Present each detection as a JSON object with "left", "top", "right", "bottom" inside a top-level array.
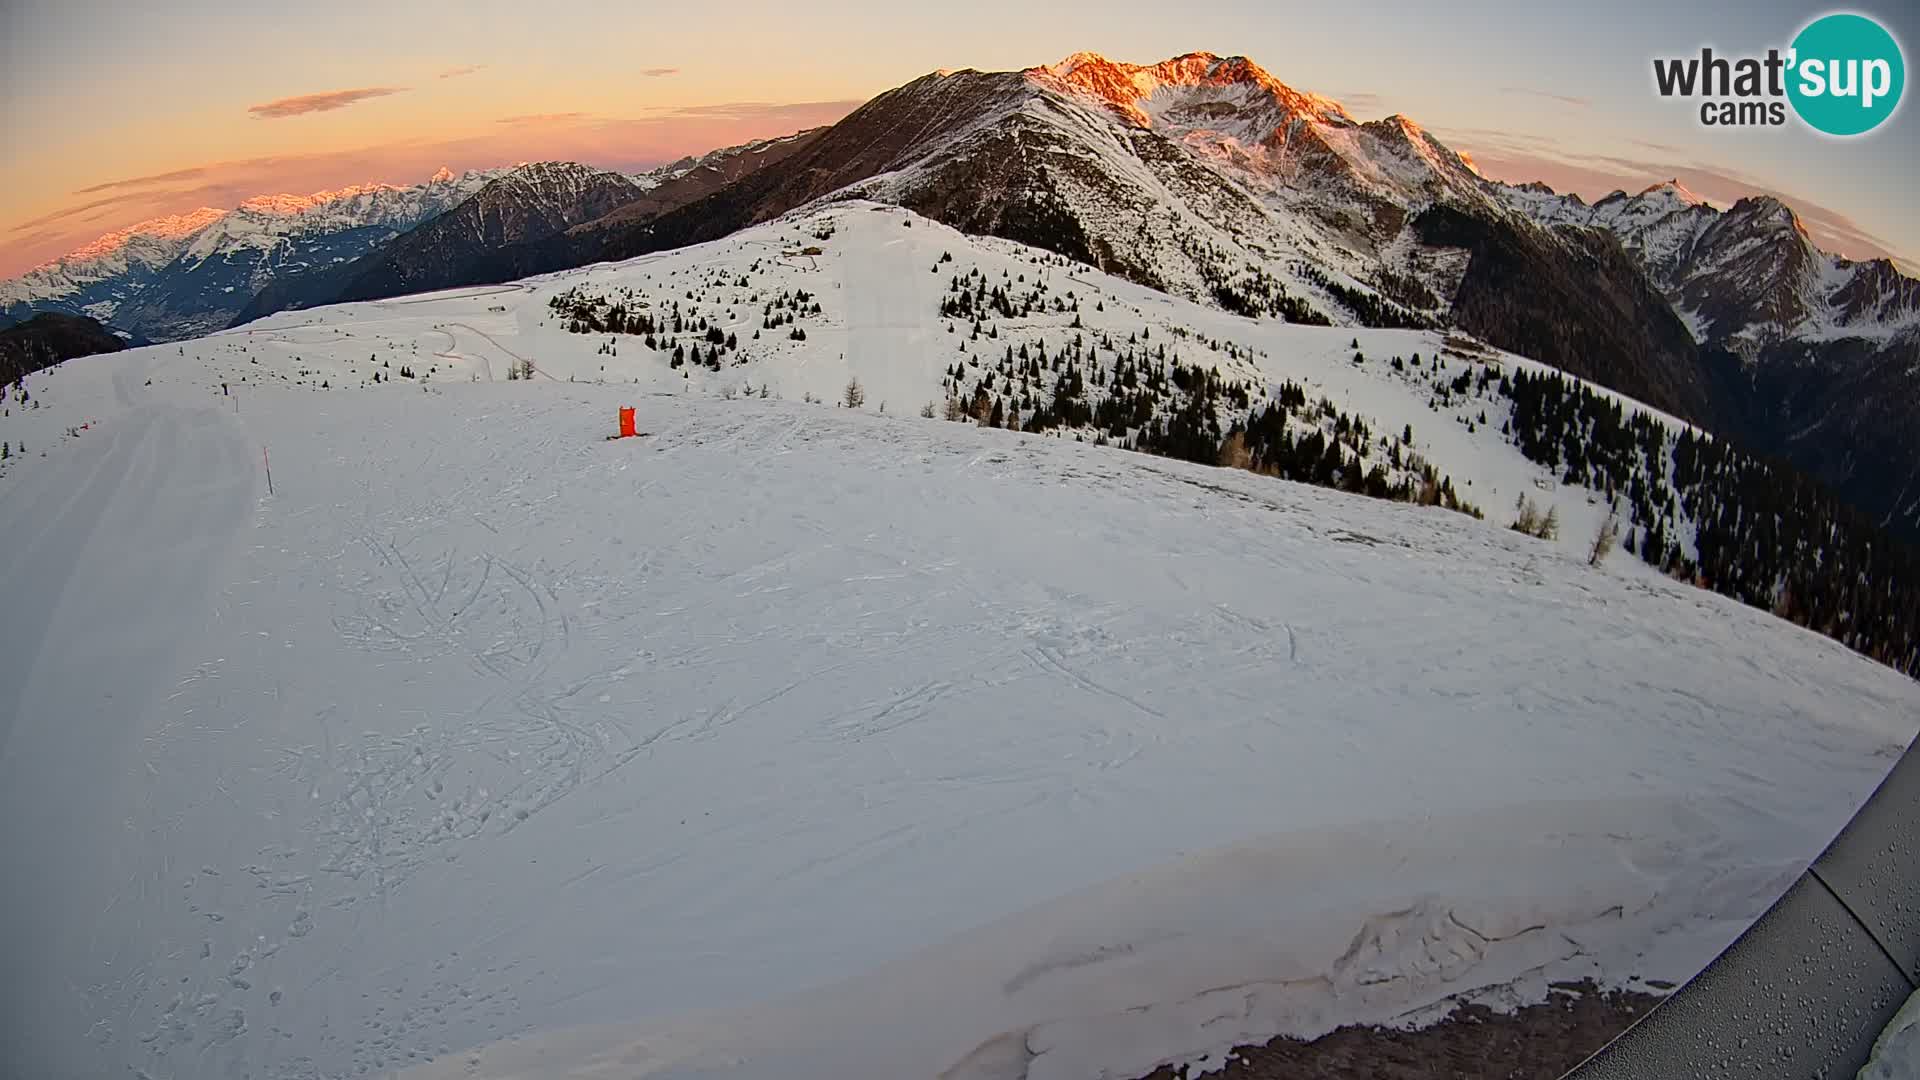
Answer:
[
  {"left": 248, "top": 86, "right": 409, "bottom": 119},
  {"left": 644, "top": 99, "right": 859, "bottom": 123},
  {"left": 639, "top": 68, "right": 680, "bottom": 78},
  {"left": 9, "top": 193, "right": 153, "bottom": 233},
  {"left": 1334, "top": 91, "right": 1385, "bottom": 114},
  {"left": 1498, "top": 86, "right": 1592, "bottom": 108},
  {"left": 73, "top": 165, "right": 211, "bottom": 195},
  {"left": 1432, "top": 126, "right": 1567, "bottom": 152},
  {"left": 13, "top": 147, "right": 409, "bottom": 237},
  {"left": 438, "top": 64, "right": 485, "bottom": 80},
  {"left": 7, "top": 227, "right": 64, "bottom": 253},
  {"left": 497, "top": 112, "right": 592, "bottom": 126}
]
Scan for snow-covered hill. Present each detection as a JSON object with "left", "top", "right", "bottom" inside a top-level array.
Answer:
[
  {"left": 51, "top": 201, "right": 1685, "bottom": 561},
  {"left": 2, "top": 202, "right": 1915, "bottom": 1080},
  {"left": 17, "top": 201, "right": 1912, "bottom": 662},
  {"left": 526, "top": 52, "right": 1714, "bottom": 481}
]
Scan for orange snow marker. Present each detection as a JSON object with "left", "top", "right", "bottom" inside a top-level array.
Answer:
[{"left": 618, "top": 407, "right": 637, "bottom": 439}]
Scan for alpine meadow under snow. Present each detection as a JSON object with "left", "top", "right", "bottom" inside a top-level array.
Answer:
[{"left": 1, "top": 203, "right": 1916, "bottom": 1080}]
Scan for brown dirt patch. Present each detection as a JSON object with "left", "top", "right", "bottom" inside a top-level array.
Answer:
[{"left": 1136, "top": 981, "right": 1663, "bottom": 1080}]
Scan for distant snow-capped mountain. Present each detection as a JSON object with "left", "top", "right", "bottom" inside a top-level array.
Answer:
[
  {"left": 645, "top": 129, "right": 824, "bottom": 188},
  {"left": 0, "top": 209, "right": 230, "bottom": 336},
  {"left": 1501, "top": 179, "right": 1920, "bottom": 348},
  {"left": 10, "top": 141, "right": 835, "bottom": 342},
  {"left": 1500, "top": 178, "right": 1920, "bottom": 536},
  {"left": 0, "top": 168, "right": 503, "bottom": 341},
  {"left": 5, "top": 209, "right": 229, "bottom": 303},
  {"left": 234, "top": 161, "right": 647, "bottom": 321},
  {"left": 232, "top": 140, "right": 824, "bottom": 325}
]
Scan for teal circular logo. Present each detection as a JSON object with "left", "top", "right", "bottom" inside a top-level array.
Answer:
[{"left": 1787, "top": 13, "right": 1905, "bottom": 135}]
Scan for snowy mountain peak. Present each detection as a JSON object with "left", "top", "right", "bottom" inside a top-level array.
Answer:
[
  {"left": 499, "top": 160, "right": 615, "bottom": 186},
  {"left": 1503, "top": 174, "right": 1919, "bottom": 351},
  {"left": 235, "top": 183, "right": 405, "bottom": 217},
  {"left": 476, "top": 161, "right": 640, "bottom": 212},
  {"left": 430, "top": 166, "right": 456, "bottom": 184},
  {"left": 1035, "top": 50, "right": 1117, "bottom": 79},
  {"left": 1027, "top": 50, "right": 1355, "bottom": 131},
  {"left": 1725, "top": 194, "right": 1809, "bottom": 238},
  {"left": 506, "top": 160, "right": 599, "bottom": 178},
  {"left": 1365, "top": 113, "right": 1457, "bottom": 160},
  {"left": 1636, "top": 179, "right": 1707, "bottom": 207},
  {"left": 1001, "top": 49, "right": 1498, "bottom": 210},
  {"left": 43, "top": 207, "right": 229, "bottom": 270},
  {"left": 646, "top": 131, "right": 824, "bottom": 186}
]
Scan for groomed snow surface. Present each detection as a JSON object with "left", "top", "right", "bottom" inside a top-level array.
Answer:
[{"left": 1, "top": 206, "right": 1915, "bottom": 1080}]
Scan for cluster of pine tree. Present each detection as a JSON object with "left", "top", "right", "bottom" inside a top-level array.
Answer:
[
  {"left": 547, "top": 281, "right": 791, "bottom": 373},
  {"left": 1370, "top": 268, "right": 1443, "bottom": 313},
  {"left": 1227, "top": 391, "right": 1477, "bottom": 514},
  {"left": 1504, "top": 368, "right": 1920, "bottom": 676},
  {"left": 935, "top": 314, "right": 1480, "bottom": 521},
  {"left": 940, "top": 266, "right": 1076, "bottom": 323},
  {"left": 940, "top": 322, "right": 1238, "bottom": 438},
  {"left": 1172, "top": 231, "right": 1332, "bottom": 325},
  {"left": 1206, "top": 263, "right": 1332, "bottom": 325},
  {"left": 760, "top": 288, "right": 821, "bottom": 333},
  {"left": 1294, "top": 262, "right": 1435, "bottom": 329},
  {"left": 549, "top": 285, "right": 658, "bottom": 337}
]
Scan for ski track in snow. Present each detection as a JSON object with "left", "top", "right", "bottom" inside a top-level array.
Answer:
[{"left": 0, "top": 204, "right": 1914, "bottom": 1080}]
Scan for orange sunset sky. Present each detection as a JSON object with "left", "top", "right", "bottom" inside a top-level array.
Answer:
[{"left": 2, "top": 0, "right": 1914, "bottom": 278}]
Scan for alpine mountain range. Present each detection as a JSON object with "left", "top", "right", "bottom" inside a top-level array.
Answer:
[{"left": 6, "top": 50, "right": 1918, "bottom": 539}]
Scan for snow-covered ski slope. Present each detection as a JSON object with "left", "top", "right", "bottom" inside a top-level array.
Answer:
[
  {"left": 3, "top": 202, "right": 1703, "bottom": 561},
  {"left": 0, "top": 203, "right": 1914, "bottom": 1080}
]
